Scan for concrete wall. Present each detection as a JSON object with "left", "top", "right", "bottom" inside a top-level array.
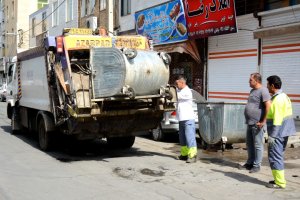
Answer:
[{"left": 16, "top": 0, "right": 38, "bottom": 53}]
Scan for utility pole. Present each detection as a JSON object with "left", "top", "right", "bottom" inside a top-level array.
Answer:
[{"left": 108, "top": 0, "right": 114, "bottom": 36}]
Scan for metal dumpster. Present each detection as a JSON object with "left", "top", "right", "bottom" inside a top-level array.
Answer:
[{"left": 197, "top": 102, "right": 247, "bottom": 148}]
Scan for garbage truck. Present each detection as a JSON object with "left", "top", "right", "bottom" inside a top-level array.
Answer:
[{"left": 6, "top": 28, "right": 177, "bottom": 151}]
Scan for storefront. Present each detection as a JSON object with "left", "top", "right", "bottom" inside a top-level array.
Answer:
[
  {"left": 154, "top": 40, "right": 204, "bottom": 95},
  {"left": 207, "top": 14, "right": 258, "bottom": 103},
  {"left": 255, "top": 5, "right": 300, "bottom": 118},
  {"left": 207, "top": 5, "right": 300, "bottom": 118}
]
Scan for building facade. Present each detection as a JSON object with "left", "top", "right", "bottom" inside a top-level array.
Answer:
[
  {"left": 78, "top": 0, "right": 120, "bottom": 34},
  {"left": 0, "top": 0, "right": 45, "bottom": 83},
  {"left": 29, "top": 0, "right": 78, "bottom": 48}
]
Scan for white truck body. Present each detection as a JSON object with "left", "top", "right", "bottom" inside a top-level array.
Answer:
[{"left": 19, "top": 56, "right": 51, "bottom": 111}]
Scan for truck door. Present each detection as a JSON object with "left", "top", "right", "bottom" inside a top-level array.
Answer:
[{"left": 6, "top": 62, "right": 18, "bottom": 101}]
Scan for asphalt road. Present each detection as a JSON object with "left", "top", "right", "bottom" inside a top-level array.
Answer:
[{"left": 0, "top": 102, "right": 300, "bottom": 200}]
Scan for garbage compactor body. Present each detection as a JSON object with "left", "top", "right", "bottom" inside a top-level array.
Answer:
[{"left": 197, "top": 102, "right": 247, "bottom": 145}]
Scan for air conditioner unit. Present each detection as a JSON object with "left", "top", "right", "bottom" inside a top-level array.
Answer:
[{"left": 86, "top": 16, "right": 97, "bottom": 31}]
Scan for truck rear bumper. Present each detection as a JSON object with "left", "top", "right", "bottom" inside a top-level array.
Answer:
[{"left": 67, "top": 109, "right": 164, "bottom": 140}]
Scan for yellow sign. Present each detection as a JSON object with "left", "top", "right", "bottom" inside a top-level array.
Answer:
[
  {"left": 64, "top": 36, "right": 112, "bottom": 50},
  {"left": 64, "top": 28, "right": 93, "bottom": 35},
  {"left": 63, "top": 35, "right": 149, "bottom": 50},
  {"left": 114, "top": 36, "right": 148, "bottom": 50}
]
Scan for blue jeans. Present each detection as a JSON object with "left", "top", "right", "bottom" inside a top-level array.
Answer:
[
  {"left": 179, "top": 120, "right": 197, "bottom": 148},
  {"left": 246, "top": 124, "right": 264, "bottom": 167}
]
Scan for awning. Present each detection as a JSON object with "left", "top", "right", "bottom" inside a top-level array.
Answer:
[
  {"left": 154, "top": 40, "right": 201, "bottom": 63},
  {"left": 253, "top": 22, "right": 300, "bottom": 39}
]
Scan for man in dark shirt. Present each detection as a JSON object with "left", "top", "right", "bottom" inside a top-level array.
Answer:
[{"left": 241, "top": 73, "right": 271, "bottom": 173}]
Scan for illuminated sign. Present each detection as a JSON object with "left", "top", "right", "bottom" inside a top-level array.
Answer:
[{"left": 183, "top": 0, "right": 237, "bottom": 39}]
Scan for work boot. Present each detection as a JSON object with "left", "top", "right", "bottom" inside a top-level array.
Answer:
[
  {"left": 186, "top": 156, "right": 197, "bottom": 163},
  {"left": 238, "top": 163, "right": 253, "bottom": 170},
  {"left": 265, "top": 183, "right": 284, "bottom": 189},
  {"left": 176, "top": 155, "right": 188, "bottom": 161},
  {"left": 249, "top": 166, "right": 260, "bottom": 173}
]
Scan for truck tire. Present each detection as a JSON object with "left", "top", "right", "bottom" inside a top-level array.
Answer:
[
  {"left": 38, "top": 118, "right": 51, "bottom": 151},
  {"left": 151, "top": 126, "right": 164, "bottom": 141},
  {"left": 107, "top": 136, "right": 135, "bottom": 149}
]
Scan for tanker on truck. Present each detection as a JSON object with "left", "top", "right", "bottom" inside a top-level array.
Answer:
[{"left": 6, "top": 28, "right": 177, "bottom": 151}]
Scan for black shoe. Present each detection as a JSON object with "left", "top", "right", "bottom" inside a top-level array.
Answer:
[
  {"left": 265, "top": 183, "right": 284, "bottom": 189},
  {"left": 249, "top": 166, "right": 260, "bottom": 173},
  {"left": 238, "top": 163, "right": 253, "bottom": 170},
  {"left": 269, "top": 180, "right": 275, "bottom": 184},
  {"left": 186, "top": 156, "right": 197, "bottom": 163},
  {"left": 176, "top": 155, "right": 188, "bottom": 161}
]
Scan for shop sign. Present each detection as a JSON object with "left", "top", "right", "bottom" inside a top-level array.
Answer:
[
  {"left": 114, "top": 36, "right": 148, "bottom": 50},
  {"left": 183, "top": 0, "right": 237, "bottom": 39},
  {"left": 135, "top": 0, "right": 188, "bottom": 45}
]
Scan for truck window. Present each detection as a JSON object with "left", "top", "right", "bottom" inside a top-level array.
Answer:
[{"left": 7, "top": 64, "right": 15, "bottom": 83}]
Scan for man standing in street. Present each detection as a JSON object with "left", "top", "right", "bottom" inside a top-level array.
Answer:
[
  {"left": 242, "top": 73, "right": 271, "bottom": 173},
  {"left": 265, "top": 75, "right": 296, "bottom": 189},
  {"left": 175, "top": 76, "right": 197, "bottom": 163}
]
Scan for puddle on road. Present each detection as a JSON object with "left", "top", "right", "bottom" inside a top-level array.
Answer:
[
  {"left": 168, "top": 142, "right": 300, "bottom": 167},
  {"left": 140, "top": 168, "right": 165, "bottom": 177},
  {"left": 113, "top": 167, "right": 135, "bottom": 179}
]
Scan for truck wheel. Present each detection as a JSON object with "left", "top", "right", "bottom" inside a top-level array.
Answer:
[
  {"left": 38, "top": 118, "right": 51, "bottom": 151},
  {"left": 107, "top": 136, "right": 135, "bottom": 149},
  {"left": 151, "top": 126, "right": 164, "bottom": 141}
]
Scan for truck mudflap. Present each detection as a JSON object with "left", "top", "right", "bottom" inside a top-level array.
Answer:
[{"left": 66, "top": 109, "right": 164, "bottom": 140}]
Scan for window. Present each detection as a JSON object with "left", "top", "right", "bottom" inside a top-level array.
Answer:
[
  {"left": 100, "top": 0, "right": 106, "bottom": 10},
  {"left": 32, "top": 18, "right": 36, "bottom": 37},
  {"left": 89, "top": 0, "right": 96, "bottom": 14},
  {"left": 53, "top": 1, "right": 59, "bottom": 27},
  {"left": 66, "top": 0, "right": 73, "bottom": 21},
  {"left": 121, "top": 0, "right": 131, "bottom": 16},
  {"left": 42, "top": 12, "right": 47, "bottom": 32},
  {"left": 12, "top": 1, "right": 15, "bottom": 19}
]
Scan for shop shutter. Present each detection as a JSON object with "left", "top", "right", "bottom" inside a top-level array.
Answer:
[
  {"left": 207, "top": 14, "right": 258, "bottom": 103},
  {"left": 262, "top": 33, "right": 300, "bottom": 118}
]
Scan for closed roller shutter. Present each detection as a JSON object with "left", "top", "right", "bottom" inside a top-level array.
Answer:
[
  {"left": 207, "top": 14, "right": 258, "bottom": 102},
  {"left": 262, "top": 33, "right": 300, "bottom": 118}
]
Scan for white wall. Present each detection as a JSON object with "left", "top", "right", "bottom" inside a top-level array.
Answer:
[
  {"left": 119, "top": 0, "right": 169, "bottom": 32},
  {"left": 29, "top": 5, "right": 49, "bottom": 48}
]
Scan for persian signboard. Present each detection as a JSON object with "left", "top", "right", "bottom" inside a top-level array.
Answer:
[
  {"left": 135, "top": 0, "right": 188, "bottom": 45},
  {"left": 183, "top": 0, "right": 237, "bottom": 39}
]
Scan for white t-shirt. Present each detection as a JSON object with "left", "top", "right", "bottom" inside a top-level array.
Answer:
[{"left": 176, "top": 86, "right": 194, "bottom": 121}]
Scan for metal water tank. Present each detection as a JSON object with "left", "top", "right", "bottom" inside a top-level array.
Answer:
[
  {"left": 90, "top": 47, "right": 169, "bottom": 98},
  {"left": 197, "top": 102, "right": 247, "bottom": 145}
]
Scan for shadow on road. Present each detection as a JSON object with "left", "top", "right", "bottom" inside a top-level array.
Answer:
[
  {"left": 211, "top": 169, "right": 267, "bottom": 186},
  {"left": 0, "top": 125, "right": 175, "bottom": 162},
  {"left": 0, "top": 125, "right": 11, "bottom": 134}
]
